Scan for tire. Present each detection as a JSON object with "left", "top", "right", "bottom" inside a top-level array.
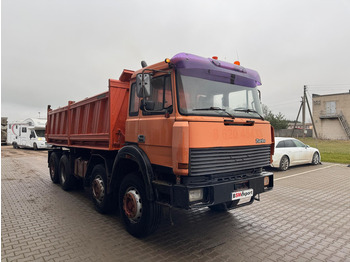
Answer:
[
  {"left": 59, "top": 154, "right": 77, "bottom": 191},
  {"left": 91, "top": 164, "right": 112, "bottom": 214},
  {"left": 33, "top": 143, "right": 38, "bottom": 150},
  {"left": 312, "top": 152, "right": 320, "bottom": 165},
  {"left": 209, "top": 200, "right": 239, "bottom": 212},
  {"left": 119, "top": 173, "right": 161, "bottom": 237},
  {"left": 49, "top": 152, "right": 60, "bottom": 184},
  {"left": 279, "top": 155, "right": 289, "bottom": 171},
  {"left": 12, "top": 142, "right": 18, "bottom": 149}
]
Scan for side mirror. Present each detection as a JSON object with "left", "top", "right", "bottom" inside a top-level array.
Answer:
[
  {"left": 136, "top": 73, "right": 152, "bottom": 98},
  {"left": 140, "top": 99, "right": 155, "bottom": 111}
]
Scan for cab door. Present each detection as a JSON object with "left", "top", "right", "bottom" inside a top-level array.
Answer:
[{"left": 137, "top": 74, "right": 175, "bottom": 168}]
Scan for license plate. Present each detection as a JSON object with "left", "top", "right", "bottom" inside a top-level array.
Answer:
[{"left": 232, "top": 189, "right": 254, "bottom": 200}]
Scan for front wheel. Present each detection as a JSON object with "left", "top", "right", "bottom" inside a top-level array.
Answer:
[
  {"left": 119, "top": 173, "right": 161, "bottom": 237},
  {"left": 312, "top": 152, "right": 320, "bottom": 165},
  {"left": 279, "top": 155, "right": 289, "bottom": 171},
  {"left": 33, "top": 143, "right": 38, "bottom": 150}
]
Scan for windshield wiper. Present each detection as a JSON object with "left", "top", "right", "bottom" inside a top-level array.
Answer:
[
  {"left": 234, "top": 108, "right": 264, "bottom": 120},
  {"left": 193, "top": 107, "right": 235, "bottom": 119}
]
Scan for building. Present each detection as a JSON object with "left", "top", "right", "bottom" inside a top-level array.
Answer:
[{"left": 312, "top": 92, "right": 350, "bottom": 140}]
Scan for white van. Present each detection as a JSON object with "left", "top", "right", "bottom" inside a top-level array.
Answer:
[{"left": 7, "top": 118, "right": 50, "bottom": 150}]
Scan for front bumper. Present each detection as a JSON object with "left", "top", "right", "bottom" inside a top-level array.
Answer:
[{"left": 154, "top": 171, "right": 274, "bottom": 209}]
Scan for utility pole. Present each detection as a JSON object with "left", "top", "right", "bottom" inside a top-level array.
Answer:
[
  {"left": 302, "top": 86, "right": 306, "bottom": 137},
  {"left": 292, "top": 85, "right": 318, "bottom": 138}
]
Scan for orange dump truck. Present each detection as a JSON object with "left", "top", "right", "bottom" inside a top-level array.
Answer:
[{"left": 46, "top": 53, "right": 274, "bottom": 237}]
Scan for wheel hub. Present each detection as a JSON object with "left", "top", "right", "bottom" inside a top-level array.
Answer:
[
  {"left": 123, "top": 188, "right": 142, "bottom": 223},
  {"left": 92, "top": 176, "right": 105, "bottom": 203}
]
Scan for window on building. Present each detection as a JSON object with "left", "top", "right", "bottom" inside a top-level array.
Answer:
[{"left": 326, "top": 101, "right": 336, "bottom": 115}]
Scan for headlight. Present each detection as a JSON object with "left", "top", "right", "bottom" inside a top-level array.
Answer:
[
  {"left": 189, "top": 188, "right": 203, "bottom": 202},
  {"left": 37, "top": 137, "right": 43, "bottom": 141}
]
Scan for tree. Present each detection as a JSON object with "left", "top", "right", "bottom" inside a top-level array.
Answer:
[{"left": 262, "top": 104, "right": 289, "bottom": 130}]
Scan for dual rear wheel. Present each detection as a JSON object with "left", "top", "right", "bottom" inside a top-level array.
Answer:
[
  {"left": 48, "top": 152, "right": 78, "bottom": 190},
  {"left": 48, "top": 153, "right": 161, "bottom": 237}
]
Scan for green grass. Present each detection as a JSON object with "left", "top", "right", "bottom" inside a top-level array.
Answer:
[{"left": 298, "top": 137, "right": 350, "bottom": 164}]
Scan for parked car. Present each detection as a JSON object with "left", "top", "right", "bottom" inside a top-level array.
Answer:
[{"left": 271, "top": 137, "right": 321, "bottom": 171}]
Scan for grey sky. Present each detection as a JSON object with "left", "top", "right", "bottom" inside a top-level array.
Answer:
[{"left": 2, "top": 0, "right": 350, "bottom": 122}]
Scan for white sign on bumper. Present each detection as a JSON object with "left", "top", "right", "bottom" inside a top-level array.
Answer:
[{"left": 232, "top": 189, "right": 254, "bottom": 200}]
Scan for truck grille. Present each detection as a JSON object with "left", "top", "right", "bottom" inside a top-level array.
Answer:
[{"left": 189, "top": 145, "right": 271, "bottom": 176}]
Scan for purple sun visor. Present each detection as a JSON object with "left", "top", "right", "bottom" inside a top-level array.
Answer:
[{"left": 170, "top": 53, "right": 262, "bottom": 87}]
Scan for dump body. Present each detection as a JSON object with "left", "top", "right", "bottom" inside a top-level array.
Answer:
[{"left": 46, "top": 70, "right": 133, "bottom": 150}]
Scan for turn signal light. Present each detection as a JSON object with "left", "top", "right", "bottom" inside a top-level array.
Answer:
[
  {"left": 178, "top": 163, "right": 188, "bottom": 169},
  {"left": 264, "top": 176, "right": 270, "bottom": 186},
  {"left": 165, "top": 58, "right": 171, "bottom": 63}
]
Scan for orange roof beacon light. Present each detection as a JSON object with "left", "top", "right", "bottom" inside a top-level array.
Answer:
[
  {"left": 234, "top": 61, "right": 240, "bottom": 66},
  {"left": 165, "top": 58, "right": 171, "bottom": 64},
  {"left": 212, "top": 56, "right": 218, "bottom": 60}
]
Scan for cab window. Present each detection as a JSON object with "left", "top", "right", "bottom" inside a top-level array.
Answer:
[
  {"left": 129, "top": 83, "right": 140, "bottom": 116},
  {"left": 143, "top": 75, "right": 173, "bottom": 115}
]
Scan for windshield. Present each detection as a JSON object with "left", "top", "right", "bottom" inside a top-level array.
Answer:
[
  {"left": 177, "top": 73, "right": 263, "bottom": 118},
  {"left": 35, "top": 130, "right": 45, "bottom": 138}
]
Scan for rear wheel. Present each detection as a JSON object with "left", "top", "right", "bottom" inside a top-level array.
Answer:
[
  {"left": 59, "top": 154, "right": 77, "bottom": 191},
  {"left": 119, "top": 173, "right": 161, "bottom": 237},
  {"left": 49, "top": 152, "right": 60, "bottom": 184},
  {"left": 312, "top": 152, "right": 320, "bottom": 165},
  {"left": 91, "top": 164, "right": 112, "bottom": 214},
  {"left": 279, "top": 155, "right": 289, "bottom": 171}
]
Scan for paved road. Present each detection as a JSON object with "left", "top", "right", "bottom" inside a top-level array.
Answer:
[{"left": 1, "top": 146, "right": 350, "bottom": 262}]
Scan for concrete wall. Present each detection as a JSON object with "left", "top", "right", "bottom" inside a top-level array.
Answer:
[
  {"left": 275, "top": 128, "right": 312, "bottom": 138},
  {"left": 312, "top": 93, "right": 350, "bottom": 140}
]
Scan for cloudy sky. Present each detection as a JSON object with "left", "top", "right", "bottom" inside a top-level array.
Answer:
[{"left": 2, "top": 0, "right": 350, "bottom": 122}]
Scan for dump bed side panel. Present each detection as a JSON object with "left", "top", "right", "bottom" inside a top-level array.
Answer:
[
  {"left": 46, "top": 74, "right": 131, "bottom": 150},
  {"left": 109, "top": 79, "right": 129, "bottom": 149}
]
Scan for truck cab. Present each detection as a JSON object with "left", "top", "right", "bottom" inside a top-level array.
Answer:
[{"left": 124, "top": 53, "right": 274, "bottom": 210}]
